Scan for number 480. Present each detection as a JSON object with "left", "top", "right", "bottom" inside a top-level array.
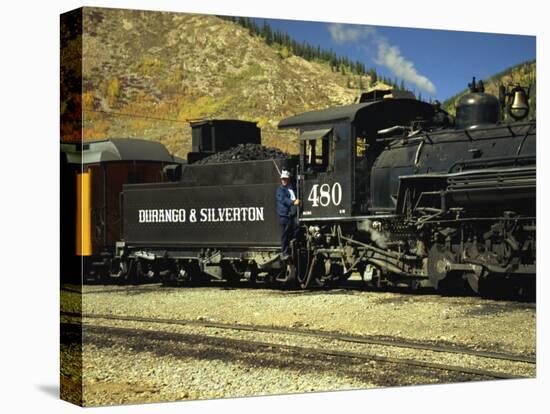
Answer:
[{"left": 307, "top": 183, "right": 342, "bottom": 207}]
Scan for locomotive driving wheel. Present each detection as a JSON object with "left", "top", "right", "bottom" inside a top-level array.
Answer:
[
  {"left": 428, "top": 244, "right": 454, "bottom": 290},
  {"left": 278, "top": 248, "right": 316, "bottom": 289},
  {"left": 295, "top": 261, "right": 308, "bottom": 288},
  {"left": 322, "top": 260, "right": 345, "bottom": 287},
  {"left": 296, "top": 254, "right": 323, "bottom": 289},
  {"left": 465, "top": 272, "right": 481, "bottom": 294},
  {"left": 283, "top": 262, "right": 297, "bottom": 287}
]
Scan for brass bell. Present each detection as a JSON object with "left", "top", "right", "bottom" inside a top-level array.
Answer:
[{"left": 508, "top": 85, "right": 530, "bottom": 120}]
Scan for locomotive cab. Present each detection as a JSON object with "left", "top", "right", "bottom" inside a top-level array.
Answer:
[
  {"left": 279, "top": 94, "right": 434, "bottom": 220},
  {"left": 297, "top": 125, "right": 353, "bottom": 219}
]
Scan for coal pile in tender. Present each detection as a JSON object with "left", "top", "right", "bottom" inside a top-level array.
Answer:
[{"left": 196, "top": 144, "right": 290, "bottom": 164}]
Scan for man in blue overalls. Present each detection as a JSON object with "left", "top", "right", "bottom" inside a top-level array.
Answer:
[{"left": 276, "top": 170, "right": 300, "bottom": 260}]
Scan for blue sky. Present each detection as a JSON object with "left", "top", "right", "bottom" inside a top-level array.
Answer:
[{"left": 252, "top": 17, "right": 535, "bottom": 101}]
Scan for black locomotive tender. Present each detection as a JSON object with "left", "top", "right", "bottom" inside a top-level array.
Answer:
[{"left": 65, "top": 79, "right": 535, "bottom": 294}]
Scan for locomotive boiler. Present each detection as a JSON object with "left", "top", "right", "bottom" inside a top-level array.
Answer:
[{"left": 278, "top": 79, "right": 535, "bottom": 294}]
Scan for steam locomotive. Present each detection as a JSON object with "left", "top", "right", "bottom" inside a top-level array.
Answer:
[{"left": 63, "top": 79, "right": 535, "bottom": 295}]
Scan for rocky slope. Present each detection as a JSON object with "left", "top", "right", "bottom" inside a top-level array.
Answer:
[{"left": 75, "top": 7, "right": 379, "bottom": 156}]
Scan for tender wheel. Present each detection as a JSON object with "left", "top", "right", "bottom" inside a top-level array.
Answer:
[
  {"left": 163, "top": 260, "right": 201, "bottom": 286},
  {"left": 158, "top": 260, "right": 182, "bottom": 286},
  {"left": 244, "top": 262, "right": 258, "bottom": 285},
  {"left": 136, "top": 260, "right": 157, "bottom": 284},
  {"left": 221, "top": 261, "right": 242, "bottom": 285},
  {"left": 109, "top": 257, "right": 128, "bottom": 281}
]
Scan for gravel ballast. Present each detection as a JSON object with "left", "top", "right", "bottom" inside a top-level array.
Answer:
[{"left": 60, "top": 283, "right": 536, "bottom": 406}]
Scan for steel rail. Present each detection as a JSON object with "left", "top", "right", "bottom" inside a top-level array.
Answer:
[
  {"left": 62, "top": 311, "right": 535, "bottom": 364},
  {"left": 75, "top": 321, "right": 529, "bottom": 381}
]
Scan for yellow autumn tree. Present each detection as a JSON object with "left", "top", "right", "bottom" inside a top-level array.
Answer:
[{"left": 107, "top": 78, "right": 120, "bottom": 107}]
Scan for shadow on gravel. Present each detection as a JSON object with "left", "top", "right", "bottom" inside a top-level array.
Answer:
[
  {"left": 62, "top": 284, "right": 164, "bottom": 296},
  {"left": 72, "top": 322, "right": 487, "bottom": 387},
  {"left": 463, "top": 302, "right": 536, "bottom": 316},
  {"left": 72, "top": 277, "right": 536, "bottom": 303}
]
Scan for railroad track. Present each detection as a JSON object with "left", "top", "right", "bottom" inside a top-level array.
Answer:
[{"left": 62, "top": 311, "right": 535, "bottom": 380}]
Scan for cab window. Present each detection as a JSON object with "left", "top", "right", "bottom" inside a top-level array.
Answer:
[{"left": 302, "top": 135, "right": 333, "bottom": 173}]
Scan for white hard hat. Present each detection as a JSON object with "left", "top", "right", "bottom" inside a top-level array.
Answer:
[{"left": 280, "top": 170, "right": 291, "bottom": 179}]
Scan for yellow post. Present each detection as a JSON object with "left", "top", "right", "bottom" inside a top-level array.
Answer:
[{"left": 76, "top": 171, "right": 92, "bottom": 256}]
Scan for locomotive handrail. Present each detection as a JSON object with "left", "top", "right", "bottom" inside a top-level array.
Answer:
[
  {"left": 447, "top": 154, "right": 536, "bottom": 173},
  {"left": 463, "top": 129, "right": 474, "bottom": 141},
  {"left": 516, "top": 123, "right": 536, "bottom": 156},
  {"left": 385, "top": 120, "right": 535, "bottom": 149},
  {"left": 451, "top": 120, "right": 534, "bottom": 136}
]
